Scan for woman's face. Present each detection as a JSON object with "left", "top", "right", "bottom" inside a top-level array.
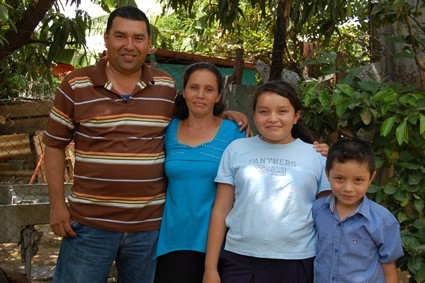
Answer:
[
  {"left": 253, "top": 92, "right": 300, "bottom": 144},
  {"left": 183, "top": 69, "right": 221, "bottom": 118}
]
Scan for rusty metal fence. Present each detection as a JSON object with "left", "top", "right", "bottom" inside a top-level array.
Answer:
[{"left": 0, "top": 100, "right": 75, "bottom": 281}]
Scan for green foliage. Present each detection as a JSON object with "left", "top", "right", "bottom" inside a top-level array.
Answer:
[
  {"left": 301, "top": 68, "right": 425, "bottom": 281},
  {"left": 371, "top": 0, "right": 425, "bottom": 83},
  {"left": 0, "top": 44, "right": 59, "bottom": 99},
  {"left": 0, "top": 0, "right": 94, "bottom": 99},
  {"left": 152, "top": 1, "right": 274, "bottom": 62}
]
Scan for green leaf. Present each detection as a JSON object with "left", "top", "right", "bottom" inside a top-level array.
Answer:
[
  {"left": 357, "top": 81, "right": 381, "bottom": 93},
  {"left": 391, "top": 0, "right": 407, "bottom": 11},
  {"left": 420, "top": 114, "right": 425, "bottom": 135},
  {"left": 413, "top": 219, "right": 425, "bottom": 229},
  {"left": 368, "top": 184, "right": 379, "bottom": 193},
  {"left": 335, "top": 103, "right": 347, "bottom": 117},
  {"left": 394, "top": 49, "right": 415, "bottom": 59},
  {"left": 383, "top": 183, "right": 397, "bottom": 194},
  {"left": 336, "top": 84, "right": 354, "bottom": 96},
  {"left": 408, "top": 256, "right": 423, "bottom": 272},
  {"left": 394, "top": 189, "right": 407, "bottom": 202},
  {"left": 380, "top": 117, "right": 396, "bottom": 136},
  {"left": 318, "top": 90, "right": 330, "bottom": 106},
  {"left": 414, "top": 199, "right": 424, "bottom": 213},
  {"left": 396, "top": 119, "right": 408, "bottom": 145},
  {"left": 408, "top": 174, "right": 423, "bottom": 186},
  {"left": 401, "top": 197, "right": 410, "bottom": 207},
  {"left": 0, "top": 4, "right": 8, "bottom": 23},
  {"left": 397, "top": 212, "right": 408, "bottom": 223},
  {"left": 373, "top": 88, "right": 398, "bottom": 102}
]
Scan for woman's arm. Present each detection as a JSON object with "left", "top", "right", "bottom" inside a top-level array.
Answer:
[
  {"left": 203, "top": 183, "right": 235, "bottom": 283},
  {"left": 313, "top": 141, "right": 329, "bottom": 157}
]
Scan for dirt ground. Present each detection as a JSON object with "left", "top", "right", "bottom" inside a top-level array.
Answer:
[
  {"left": 0, "top": 224, "right": 61, "bottom": 282},
  {"left": 0, "top": 224, "right": 413, "bottom": 283},
  {"left": 0, "top": 224, "right": 118, "bottom": 283}
]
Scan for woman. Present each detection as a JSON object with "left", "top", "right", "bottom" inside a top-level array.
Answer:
[{"left": 154, "top": 62, "right": 246, "bottom": 283}]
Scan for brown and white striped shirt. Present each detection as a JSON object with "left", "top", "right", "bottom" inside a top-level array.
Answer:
[{"left": 43, "top": 57, "right": 177, "bottom": 232}]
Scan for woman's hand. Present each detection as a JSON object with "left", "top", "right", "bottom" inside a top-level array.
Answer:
[{"left": 313, "top": 141, "right": 329, "bottom": 157}]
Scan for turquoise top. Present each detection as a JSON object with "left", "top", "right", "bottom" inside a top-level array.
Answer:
[{"left": 156, "top": 118, "right": 245, "bottom": 257}]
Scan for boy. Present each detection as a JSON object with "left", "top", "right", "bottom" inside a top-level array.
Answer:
[{"left": 312, "top": 138, "right": 404, "bottom": 283}]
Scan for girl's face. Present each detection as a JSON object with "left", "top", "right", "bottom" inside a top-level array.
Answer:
[
  {"left": 183, "top": 69, "right": 221, "bottom": 118},
  {"left": 253, "top": 91, "right": 300, "bottom": 144}
]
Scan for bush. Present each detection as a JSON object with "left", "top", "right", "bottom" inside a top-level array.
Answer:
[{"left": 300, "top": 70, "right": 425, "bottom": 282}]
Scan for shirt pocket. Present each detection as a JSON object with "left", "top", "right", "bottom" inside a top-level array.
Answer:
[{"left": 347, "top": 236, "right": 375, "bottom": 263}]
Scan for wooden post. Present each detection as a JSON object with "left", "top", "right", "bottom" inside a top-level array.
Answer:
[{"left": 232, "top": 48, "right": 245, "bottom": 85}]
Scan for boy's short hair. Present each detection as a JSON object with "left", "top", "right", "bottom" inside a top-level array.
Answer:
[{"left": 326, "top": 138, "right": 376, "bottom": 176}]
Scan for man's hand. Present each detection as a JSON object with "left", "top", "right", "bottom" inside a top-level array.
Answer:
[
  {"left": 50, "top": 202, "right": 77, "bottom": 238},
  {"left": 45, "top": 145, "right": 76, "bottom": 238},
  {"left": 222, "top": 110, "right": 252, "bottom": 137}
]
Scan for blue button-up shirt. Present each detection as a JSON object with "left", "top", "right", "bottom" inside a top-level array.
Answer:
[{"left": 312, "top": 195, "right": 404, "bottom": 283}]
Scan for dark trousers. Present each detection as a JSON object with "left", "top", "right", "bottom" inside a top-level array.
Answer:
[
  {"left": 221, "top": 251, "right": 314, "bottom": 283},
  {"left": 154, "top": 250, "right": 206, "bottom": 283}
]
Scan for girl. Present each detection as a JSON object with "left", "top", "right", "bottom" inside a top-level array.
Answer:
[{"left": 203, "top": 80, "right": 331, "bottom": 283}]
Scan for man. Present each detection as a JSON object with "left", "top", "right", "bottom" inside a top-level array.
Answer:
[{"left": 43, "top": 6, "right": 178, "bottom": 283}]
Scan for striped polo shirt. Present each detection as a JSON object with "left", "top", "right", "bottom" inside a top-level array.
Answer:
[{"left": 43, "top": 57, "right": 177, "bottom": 232}]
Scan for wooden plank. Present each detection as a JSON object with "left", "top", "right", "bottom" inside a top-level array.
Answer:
[
  {"left": 0, "top": 102, "right": 52, "bottom": 134},
  {"left": 0, "top": 162, "right": 17, "bottom": 171},
  {"left": 0, "top": 133, "right": 31, "bottom": 158},
  {"left": 32, "top": 131, "right": 47, "bottom": 183},
  {"left": 0, "top": 102, "right": 52, "bottom": 119},
  {"left": 150, "top": 48, "right": 257, "bottom": 70},
  {"left": 0, "top": 170, "right": 33, "bottom": 176},
  {"left": 0, "top": 117, "right": 49, "bottom": 134},
  {"left": 31, "top": 131, "right": 75, "bottom": 183},
  {"left": 65, "top": 142, "right": 75, "bottom": 182}
]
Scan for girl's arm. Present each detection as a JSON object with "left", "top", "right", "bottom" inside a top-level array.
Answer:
[
  {"left": 382, "top": 262, "right": 398, "bottom": 283},
  {"left": 203, "top": 183, "right": 235, "bottom": 283}
]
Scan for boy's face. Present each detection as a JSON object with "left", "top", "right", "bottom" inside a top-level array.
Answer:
[{"left": 327, "top": 160, "right": 376, "bottom": 211}]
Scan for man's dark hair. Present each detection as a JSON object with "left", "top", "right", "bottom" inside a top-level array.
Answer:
[{"left": 106, "top": 6, "right": 150, "bottom": 36}]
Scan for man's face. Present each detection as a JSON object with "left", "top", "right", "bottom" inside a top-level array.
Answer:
[{"left": 104, "top": 16, "right": 151, "bottom": 75}]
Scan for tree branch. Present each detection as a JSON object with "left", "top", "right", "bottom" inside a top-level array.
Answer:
[{"left": 0, "top": 0, "right": 55, "bottom": 61}]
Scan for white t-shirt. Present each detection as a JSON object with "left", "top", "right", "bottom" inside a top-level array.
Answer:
[{"left": 215, "top": 136, "right": 330, "bottom": 260}]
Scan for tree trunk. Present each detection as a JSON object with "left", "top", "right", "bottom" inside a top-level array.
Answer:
[
  {"left": 0, "top": 0, "right": 55, "bottom": 61},
  {"left": 269, "top": 0, "right": 288, "bottom": 80}
]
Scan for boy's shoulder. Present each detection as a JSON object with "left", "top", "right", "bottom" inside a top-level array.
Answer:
[
  {"left": 363, "top": 196, "right": 400, "bottom": 228},
  {"left": 365, "top": 196, "right": 393, "bottom": 215},
  {"left": 312, "top": 196, "right": 329, "bottom": 216}
]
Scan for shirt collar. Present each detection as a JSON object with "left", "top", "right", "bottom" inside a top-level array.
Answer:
[
  {"left": 90, "top": 57, "right": 155, "bottom": 91},
  {"left": 326, "top": 194, "right": 371, "bottom": 220}
]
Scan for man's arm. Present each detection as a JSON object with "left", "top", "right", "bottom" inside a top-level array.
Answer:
[
  {"left": 382, "top": 262, "right": 398, "bottom": 283},
  {"left": 221, "top": 110, "right": 252, "bottom": 137},
  {"left": 45, "top": 145, "right": 77, "bottom": 238}
]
